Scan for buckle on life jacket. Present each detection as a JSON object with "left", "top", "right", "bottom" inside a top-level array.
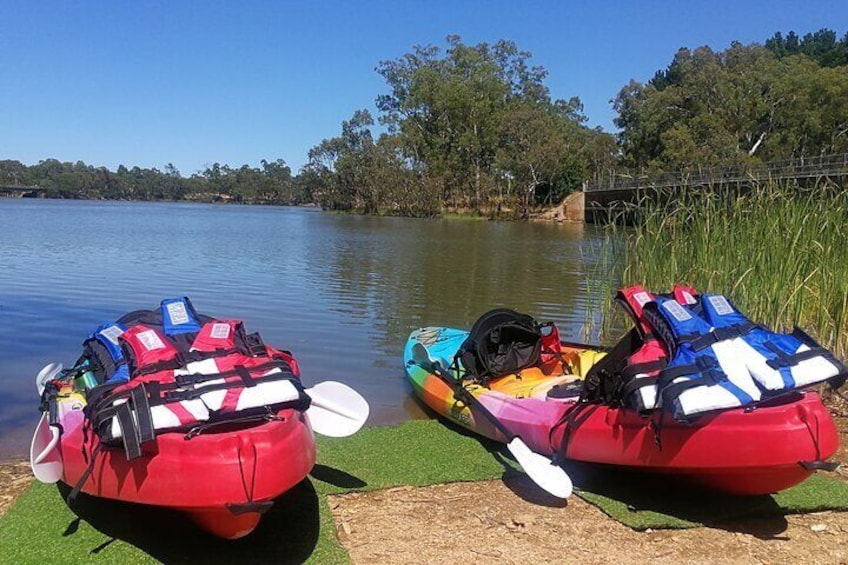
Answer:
[{"left": 245, "top": 332, "right": 267, "bottom": 356}]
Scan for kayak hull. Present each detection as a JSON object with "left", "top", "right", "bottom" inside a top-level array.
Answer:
[
  {"left": 404, "top": 327, "right": 839, "bottom": 496},
  {"left": 59, "top": 408, "right": 316, "bottom": 539}
]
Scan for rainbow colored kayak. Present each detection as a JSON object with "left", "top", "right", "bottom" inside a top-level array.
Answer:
[{"left": 403, "top": 326, "right": 839, "bottom": 496}]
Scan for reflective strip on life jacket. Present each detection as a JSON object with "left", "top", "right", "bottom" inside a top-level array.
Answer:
[
  {"left": 108, "top": 393, "right": 211, "bottom": 441},
  {"left": 120, "top": 324, "right": 181, "bottom": 374},
  {"left": 649, "top": 297, "right": 762, "bottom": 420},
  {"left": 699, "top": 294, "right": 842, "bottom": 391},
  {"left": 185, "top": 355, "right": 302, "bottom": 412}
]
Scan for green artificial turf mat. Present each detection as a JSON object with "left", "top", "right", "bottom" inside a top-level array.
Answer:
[
  {"left": 2, "top": 418, "right": 847, "bottom": 563},
  {"left": 566, "top": 461, "right": 848, "bottom": 530},
  {"left": 311, "top": 419, "right": 516, "bottom": 495},
  {"left": 0, "top": 420, "right": 512, "bottom": 565}
]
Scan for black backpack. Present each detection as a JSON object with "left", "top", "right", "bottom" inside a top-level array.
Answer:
[{"left": 454, "top": 308, "right": 542, "bottom": 383}]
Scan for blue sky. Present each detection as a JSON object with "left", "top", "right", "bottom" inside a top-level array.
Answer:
[{"left": 1, "top": 1, "right": 844, "bottom": 176}]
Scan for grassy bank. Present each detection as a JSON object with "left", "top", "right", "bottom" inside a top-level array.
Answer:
[
  {"left": 2, "top": 419, "right": 848, "bottom": 564},
  {"left": 592, "top": 181, "right": 848, "bottom": 358}
]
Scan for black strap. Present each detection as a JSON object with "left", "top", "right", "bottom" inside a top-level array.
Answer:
[
  {"left": 131, "top": 384, "right": 156, "bottom": 444},
  {"left": 621, "top": 358, "right": 667, "bottom": 381},
  {"left": 656, "top": 356, "right": 724, "bottom": 406},
  {"left": 116, "top": 402, "right": 143, "bottom": 460},
  {"left": 185, "top": 410, "right": 283, "bottom": 440},
  {"left": 656, "top": 355, "right": 721, "bottom": 388},
  {"left": 620, "top": 373, "right": 659, "bottom": 402},
  {"left": 164, "top": 372, "right": 305, "bottom": 404},
  {"left": 174, "top": 359, "right": 291, "bottom": 386},
  {"left": 687, "top": 322, "right": 758, "bottom": 351},
  {"left": 67, "top": 444, "right": 102, "bottom": 503},
  {"left": 764, "top": 342, "right": 834, "bottom": 369},
  {"left": 550, "top": 402, "right": 599, "bottom": 463},
  {"left": 235, "top": 365, "right": 253, "bottom": 386}
]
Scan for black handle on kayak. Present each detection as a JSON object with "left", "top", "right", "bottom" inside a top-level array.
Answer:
[
  {"left": 48, "top": 395, "right": 60, "bottom": 427},
  {"left": 800, "top": 459, "right": 840, "bottom": 472}
]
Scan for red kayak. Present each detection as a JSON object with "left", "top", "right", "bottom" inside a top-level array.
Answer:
[
  {"left": 30, "top": 299, "right": 368, "bottom": 540},
  {"left": 31, "top": 375, "right": 369, "bottom": 539},
  {"left": 64, "top": 405, "right": 314, "bottom": 539},
  {"left": 404, "top": 327, "right": 840, "bottom": 495}
]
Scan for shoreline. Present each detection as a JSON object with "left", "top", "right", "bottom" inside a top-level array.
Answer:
[
  {"left": 0, "top": 460, "right": 32, "bottom": 518},
  {"left": 3, "top": 410, "right": 847, "bottom": 563}
]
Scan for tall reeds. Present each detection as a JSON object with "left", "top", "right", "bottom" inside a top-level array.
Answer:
[{"left": 591, "top": 180, "right": 848, "bottom": 359}]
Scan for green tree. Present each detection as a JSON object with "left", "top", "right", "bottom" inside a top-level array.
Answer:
[
  {"left": 614, "top": 40, "right": 848, "bottom": 171},
  {"left": 766, "top": 28, "right": 848, "bottom": 67},
  {"left": 376, "top": 36, "right": 565, "bottom": 210}
]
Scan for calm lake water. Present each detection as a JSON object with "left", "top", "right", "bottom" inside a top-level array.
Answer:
[{"left": 0, "top": 199, "right": 610, "bottom": 460}]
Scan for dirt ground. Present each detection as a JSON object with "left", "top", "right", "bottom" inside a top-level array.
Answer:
[
  {"left": 328, "top": 404, "right": 848, "bottom": 565},
  {"left": 329, "top": 479, "right": 848, "bottom": 565},
  {"left": 3, "top": 404, "right": 848, "bottom": 564}
]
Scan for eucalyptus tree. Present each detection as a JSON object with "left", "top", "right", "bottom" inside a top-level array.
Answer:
[
  {"left": 303, "top": 110, "right": 377, "bottom": 211},
  {"left": 261, "top": 158, "right": 295, "bottom": 203},
  {"left": 495, "top": 101, "right": 587, "bottom": 214},
  {"left": 375, "top": 35, "right": 565, "bottom": 210},
  {"left": 614, "top": 40, "right": 848, "bottom": 172}
]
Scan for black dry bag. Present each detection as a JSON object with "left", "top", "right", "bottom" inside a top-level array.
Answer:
[{"left": 456, "top": 308, "right": 542, "bottom": 383}]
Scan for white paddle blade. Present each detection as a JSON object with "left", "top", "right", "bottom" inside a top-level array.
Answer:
[
  {"left": 411, "top": 343, "right": 452, "bottom": 375},
  {"left": 35, "top": 362, "right": 63, "bottom": 395},
  {"left": 411, "top": 343, "right": 431, "bottom": 366},
  {"left": 305, "top": 381, "right": 369, "bottom": 438},
  {"left": 30, "top": 414, "right": 63, "bottom": 483},
  {"left": 507, "top": 437, "right": 573, "bottom": 499}
]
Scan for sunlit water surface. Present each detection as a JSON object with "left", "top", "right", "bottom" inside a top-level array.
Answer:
[{"left": 0, "top": 199, "right": 611, "bottom": 459}]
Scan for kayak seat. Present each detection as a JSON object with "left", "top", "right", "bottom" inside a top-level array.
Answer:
[{"left": 527, "top": 376, "right": 582, "bottom": 400}]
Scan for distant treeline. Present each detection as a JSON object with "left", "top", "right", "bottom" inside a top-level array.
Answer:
[
  {"left": 4, "top": 29, "right": 847, "bottom": 217},
  {"left": 0, "top": 158, "right": 306, "bottom": 204}
]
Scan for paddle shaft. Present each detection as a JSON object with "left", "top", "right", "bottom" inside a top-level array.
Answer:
[{"left": 426, "top": 359, "right": 515, "bottom": 441}]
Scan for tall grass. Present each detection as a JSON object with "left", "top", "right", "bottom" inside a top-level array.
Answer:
[{"left": 590, "top": 180, "right": 848, "bottom": 359}]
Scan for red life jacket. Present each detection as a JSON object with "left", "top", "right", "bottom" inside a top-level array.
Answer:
[
  {"left": 614, "top": 286, "right": 670, "bottom": 411},
  {"left": 617, "top": 284, "right": 709, "bottom": 411},
  {"left": 581, "top": 284, "right": 700, "bottom": 411},
  {"left": 84, "top": 300, "right": 307, "bottom": 460}
]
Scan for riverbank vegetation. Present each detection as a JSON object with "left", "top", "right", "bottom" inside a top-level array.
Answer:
[
  {"left": 0, "top": 158, "right": 306, "bottom": 204},
  {"left": 2, "top": 29, "right": 846, "bottom": 216},
  {"left": 593, "top": 180, "right": 848, "bottom": 358}
]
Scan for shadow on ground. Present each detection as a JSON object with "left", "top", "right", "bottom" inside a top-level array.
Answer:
[
  {"left": 310, "top": 464, "right": 367, "bottom": 489},
  {"left": 416, "top": 399, "right": 791, "bottom": 537},
  {"left": 362, "top": 395, "right": 837, "bottom": 539},
  {"left": 57, "top": 479, "right": 321, "bottom": 564},
  {"left": 563, "top": 461, "right": 789, "bottom": 538}
]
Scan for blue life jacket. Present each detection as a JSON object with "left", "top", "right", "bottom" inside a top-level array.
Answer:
[
  {"left": 644, "top": 297, "right": 762, "bottom": 420},
  {"left": 695, "top": 294, "right": 843, "bottom": 392},
  {"left": 86, "top": 322, "right": 129, "bottom": 384},
  {"left": 160, "top": 297, "right": 203, "bottom": 336}
]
